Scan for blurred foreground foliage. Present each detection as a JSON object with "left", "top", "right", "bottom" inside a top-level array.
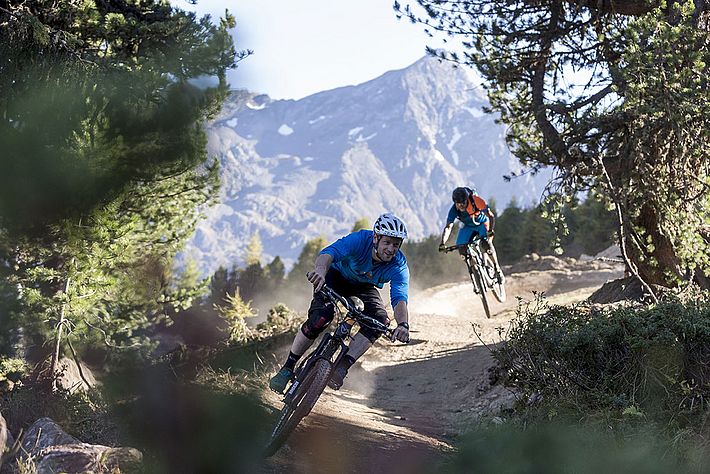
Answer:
[
  {"left": 444, "top": 421, "right": 709, "bottom": 473},
  {"left": 0, "top": 1, "right": 245, "bottom": 385},
  {"left": 107, "top": 362, "right": 268, "bottom": 474}
]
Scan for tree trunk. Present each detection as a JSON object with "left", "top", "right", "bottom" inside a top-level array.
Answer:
[
  {"left": 632, "top": 203, "right": 684, "bottom": 287},
  {"left": 50, "top": 269, "right": 72, "bottom": 392}
]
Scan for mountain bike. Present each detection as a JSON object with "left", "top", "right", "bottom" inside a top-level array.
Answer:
[
  {"left": 263, "top": 284, "right": 395, "bottom": 457},
  {"left": 443, "top": 236, "right": 506, "bottom": 318}
]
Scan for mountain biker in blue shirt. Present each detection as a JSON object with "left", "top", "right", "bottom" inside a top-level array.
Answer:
[
  {"left": 269, "top": 213, "right": 411, "bottom": 394},
  {"left": 439, "top": 186, "right": 504, "bottom": 283}
]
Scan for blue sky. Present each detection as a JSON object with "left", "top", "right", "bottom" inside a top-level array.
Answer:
[{"left": 179, "top": 0, "right": 440, "bottom": 100}]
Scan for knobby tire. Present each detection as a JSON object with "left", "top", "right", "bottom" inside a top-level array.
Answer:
[
  {"left": 263, "top": 357, "right": 333, "bottom": 456},
  {"left": 472, "top": 266, "right": 491, "bottom": 319}
]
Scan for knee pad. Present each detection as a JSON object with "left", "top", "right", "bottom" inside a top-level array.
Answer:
[{"left": 300, "top": 316, "right": 329, "bottom": 340}]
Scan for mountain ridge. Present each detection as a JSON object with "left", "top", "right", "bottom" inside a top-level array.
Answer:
[{"left": 185, "top": 57, "right": 549, "bottom": 273}]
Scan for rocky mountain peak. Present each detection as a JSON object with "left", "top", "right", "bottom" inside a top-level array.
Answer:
[{"left": 185, "top": 56, "right": 549, "bottom": 273}]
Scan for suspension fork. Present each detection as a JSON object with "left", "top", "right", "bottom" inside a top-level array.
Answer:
[
  {"left": 464, "top": 252, "right": 480, "bottom": 293},
  {"left": 285, "top": 334, "right": 347, "bottom": 403}
]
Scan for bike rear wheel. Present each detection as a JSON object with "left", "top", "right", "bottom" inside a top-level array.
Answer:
[{"left": 263, "top": 357, "right": 332, "bottom": 456}]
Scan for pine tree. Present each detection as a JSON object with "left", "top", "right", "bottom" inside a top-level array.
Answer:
[
  {"left": 400, "top": 0, "right": 710, "bottom": 291},
  {"left": 287, "top": 236, "right": 328, "bottom": 289},
  {"left": 521, "top": 207, "right": 555, "bottom": 256},
  {"left": 245, "top": 233, "right": 263, "bottom": 267},
  {"left": 237, "top": 263, "right": 266, "bottom": 303},
  {"left": 0, "top": 1, "right": 243, "bottom": 385},
  {"left": 351, "top": 218, "right": 370, "bottom": 232},
  {"left": 495, "top": 198, "right": 527, "bottom": 263},
  {"left": 405, "top": 235, "right": 467, "bottom": 288},
  {"left": 567, "top": 193, "right": 617, "bottom": 256},
  {"left": 210, "top": 266, "right": 230, "bottom": 305},
  {"left": 266, "top": 256, "right": 286, "bottom": 284}
]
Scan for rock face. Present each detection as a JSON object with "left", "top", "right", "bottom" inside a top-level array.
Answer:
[
  {"left": 19, "top": 417, "right": 142, "bottom": 474},
  {"left": 55, "top": 357, "right": 97, "bottom": 394},
  {"left": 186, "top": 56, "right": 551, "bottom": 273}
]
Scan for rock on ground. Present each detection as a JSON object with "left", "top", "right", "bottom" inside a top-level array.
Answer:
[{"left": 18, "top": 417, "right": 141, "bottom": 474}]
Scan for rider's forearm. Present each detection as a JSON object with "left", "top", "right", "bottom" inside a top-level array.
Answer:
[
  {"left": 440, "top": 224, "right": 453, "bottom": 245},
  {"left": 313, "top": 253, "right": 333, "bottom": 273},
  {"left": 393, "top": 300, "right": 409, "bottom": 325}
]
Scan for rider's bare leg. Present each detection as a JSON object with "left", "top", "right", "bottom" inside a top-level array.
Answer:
[
  {"left": 289, "top": 330, "right": 314, "bottom": 357},
  {"left": 345, "top": 333, "right": 373, "bottom": 361}
]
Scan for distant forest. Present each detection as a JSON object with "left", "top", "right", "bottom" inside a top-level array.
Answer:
[{"left": 195, "top": 193, "right": 617, "bottom": 316}]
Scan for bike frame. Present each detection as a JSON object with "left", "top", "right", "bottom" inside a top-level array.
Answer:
[
  {"left": 443, "top": 236, "right": 505, "bottom": 318},
  {"left": 283, "top": 333, "right": 344, "bottom": 405},
  {"left": 285, "top": 286, "right": 393, "bottom": 403},
  {"left": 445, "top": 237, "right": 492, "bottom": 292},
  {"left": 264, "top": 285, "right": 394, "bottom": 456}
]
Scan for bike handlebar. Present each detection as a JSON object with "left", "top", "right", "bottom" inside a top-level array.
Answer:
[
  {"left": 441, "top": 235, "right": 485, "bottom": 254},
  {"left": 319, "top": 285, "right": 396, "bottom": 340},
  {"left": 442, "top": 244, "right": 468, "bottom": 253}
]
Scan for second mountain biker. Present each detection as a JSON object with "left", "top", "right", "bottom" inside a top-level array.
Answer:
[
  {"left": 438, "top": 186, "right": 505, "bottom": 284},
  {"left": 269, "top": 213, "right": 411, "bottom": 394}
]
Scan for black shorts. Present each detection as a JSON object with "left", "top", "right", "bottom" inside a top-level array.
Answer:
[{"left": 301, "top": 268, "right": 389, "bottom": 343}]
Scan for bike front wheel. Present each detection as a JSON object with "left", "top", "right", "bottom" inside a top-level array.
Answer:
[
  {"left": 471, "top": 266, "right": 492, "bottom": 318},
  {"left": 263, "top": 357, "right": 332, "bottom": 456},
  {"left": 482, "top": 253, "right": 506, "bottom": 303}
]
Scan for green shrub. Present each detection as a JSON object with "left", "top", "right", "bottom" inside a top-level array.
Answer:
[
  {"left": 256, "top": 303, "right": 299, "bottom": 336},
  {"left": 0, "top": 357, "right": 28, "bottom": 382},
  {"left": 495, "top": 295, "right": 710, "bottom": 427},
  {"left": 2, "top": 386, "right": 120, "bottom": 446}
]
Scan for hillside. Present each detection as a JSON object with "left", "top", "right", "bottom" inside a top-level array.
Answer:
[{"left": 185, "top": 57, "right": 551, "bottom": 273}]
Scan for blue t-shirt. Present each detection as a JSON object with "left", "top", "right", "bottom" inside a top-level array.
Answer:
[
  {"left": 446, "top": 204, "right": 489, "bottom": 227},
  {"left": 320, "top": 229, "right": 409, "bottom": 308}
]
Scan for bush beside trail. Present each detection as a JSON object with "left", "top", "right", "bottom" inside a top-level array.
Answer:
[{"left": 476, "top": 293, "right": 710, "bottom": 470}]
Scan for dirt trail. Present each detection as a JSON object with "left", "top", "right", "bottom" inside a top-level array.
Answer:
[{"left": 260, "top": 260, "right": 624, "bottom": 473}]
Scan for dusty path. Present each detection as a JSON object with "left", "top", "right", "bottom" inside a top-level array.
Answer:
[{"left": 260, "top": 260, "right": 623, "bottom": 473}]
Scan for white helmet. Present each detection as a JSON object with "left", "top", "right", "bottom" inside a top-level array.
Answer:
[{"left": 373, "top": 213, "right": 408, "bottom": 240}]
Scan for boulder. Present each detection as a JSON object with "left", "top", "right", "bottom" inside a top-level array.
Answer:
[
  {"left": 32, "top": 444, "right": 142, "bottom": 474},
  {"left": 594, "top": 244, "right": 622, "bottom": 259},
  {"left": 588, "top": 276, "right": 661, "bottom": 304},
  {"left": 19, "top": 417, "right": 141, "bottom": 473},
  {"left": 56, "top": 357, "right": 97, "bottom": 394},
  {"left": 509, "top": 254, "right": 570, "bottom": 273},
  {"left": 21, "top": 418, "right": 79, "bottom": 454}
]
